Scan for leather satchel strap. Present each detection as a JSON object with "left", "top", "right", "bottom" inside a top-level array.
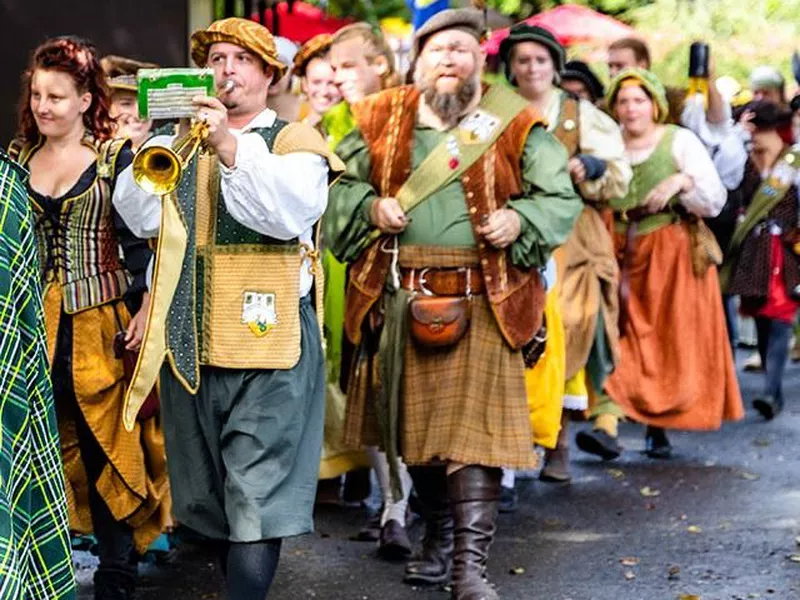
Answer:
[
  {"left": 552, "top": 95, "right": 580, "bottom": 157},
  {"left": 720, "top": 148, "right": 800, "bottom": 289}
]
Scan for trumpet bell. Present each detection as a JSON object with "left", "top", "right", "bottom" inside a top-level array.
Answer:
[
  {"left": 131, "top": 120, "right": 208, "bottom": 196},
  {"left": 132, "top": 145, "right": 183, "bottom": 196}
]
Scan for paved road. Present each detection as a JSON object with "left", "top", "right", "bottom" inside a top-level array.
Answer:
[{"left": 77, "top": 359, "right": 800, "bottom": 599}]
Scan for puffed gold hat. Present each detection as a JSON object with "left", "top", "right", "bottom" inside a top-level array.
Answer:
[
  {"left": 191, "top": 17, "right": 287, "bottom": 79},
  {"left": 293, "top": 34, "right": 333, "bottom": 78}
]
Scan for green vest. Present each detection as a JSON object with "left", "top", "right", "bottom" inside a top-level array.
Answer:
[
  {"left": 167, "top": 121, "right": 300, "bottom": 390},
  {"left": 612, "top": 125, "right": 680, "bottom": 236}
]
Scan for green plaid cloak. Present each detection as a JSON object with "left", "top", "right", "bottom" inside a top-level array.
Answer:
[{"left": 0, "top": 151, "right": 75, "bottom": 599}]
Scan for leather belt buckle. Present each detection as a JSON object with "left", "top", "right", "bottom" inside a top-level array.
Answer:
[{"left": 418, "top": 268, "right": 434, "bottom": 296}]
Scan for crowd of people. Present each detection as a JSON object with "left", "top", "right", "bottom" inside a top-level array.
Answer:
[{"left": 2, "top": 6, "right": 799, "bottom": 600}]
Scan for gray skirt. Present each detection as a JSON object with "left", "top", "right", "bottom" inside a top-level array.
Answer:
[{"left": 160, "top": 297, "right": 325, "bottom": 542}]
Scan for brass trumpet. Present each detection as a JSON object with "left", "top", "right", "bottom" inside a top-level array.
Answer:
[
  {"left": 131, "top": 79, "right": 234, "bottom": 196},
  {"left": 132, "top": 120, "right": 209, "bottom": 195}
]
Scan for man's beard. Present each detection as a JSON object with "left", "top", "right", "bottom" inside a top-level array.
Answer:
[{"left": 420, "top": 74, "right": 478, "bottom": 125}]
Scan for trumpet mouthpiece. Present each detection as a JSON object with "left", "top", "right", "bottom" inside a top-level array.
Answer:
[{"left": 220, "top": 80, "right": 235, "bottom": 94}]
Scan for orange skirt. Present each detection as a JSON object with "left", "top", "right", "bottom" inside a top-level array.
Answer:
[{"left": 605, "top": 223, "right": 743, "bottom": 430}]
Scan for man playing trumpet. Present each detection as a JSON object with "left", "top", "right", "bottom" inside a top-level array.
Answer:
[{"left": 112, "top": 17, "right": 343, "bottom": 598}]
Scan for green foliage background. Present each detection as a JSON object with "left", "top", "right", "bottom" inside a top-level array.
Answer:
[
  {"left": 484, "top": 0, "right": 798, "bottom": 87},
  {"left": 621, "top": 0, "right": 796, "bottom": 87}
]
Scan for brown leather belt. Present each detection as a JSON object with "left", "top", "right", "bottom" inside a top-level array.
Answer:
[
  {"left": 614, "top": 206, "right": 672, "bottom": 222},
  {"left": 401, "top": 267, "right": 485, "bottom": 296}
]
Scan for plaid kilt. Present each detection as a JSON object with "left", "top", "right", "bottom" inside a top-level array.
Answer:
[
  {"left": 0, "top": 157, "right": 76, "bottom": 599},
  {"left": 343, "top": 246, "right": 537, "bottom": 469}
]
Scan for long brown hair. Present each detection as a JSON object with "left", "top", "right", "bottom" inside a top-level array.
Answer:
[{"left": 17, "top": 36, "right": 114, "bottom": 143}]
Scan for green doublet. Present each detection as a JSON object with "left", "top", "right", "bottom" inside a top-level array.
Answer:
[
  {"left": 330, "top": 124, "right": 579, "bottom": 267},
  {"left": 398, "top": 127, "right": 476, "bottom": 246}
]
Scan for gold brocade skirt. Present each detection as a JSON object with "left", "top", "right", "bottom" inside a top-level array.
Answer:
[{"left": 44, "top": 283, "right": 172, "bottom": 554}]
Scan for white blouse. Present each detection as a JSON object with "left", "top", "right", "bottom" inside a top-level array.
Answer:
[{"left": 680, "top": 93, "right": 749, "bottom": 191}]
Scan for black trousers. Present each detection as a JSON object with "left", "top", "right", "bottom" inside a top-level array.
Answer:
[{"left": 52, "top": 312, "right": 138, "bottom": 580}]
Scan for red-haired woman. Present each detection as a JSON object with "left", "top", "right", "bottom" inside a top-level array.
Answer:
[{"left": 9, "top": 36, "right": 171, "bottom": 600}]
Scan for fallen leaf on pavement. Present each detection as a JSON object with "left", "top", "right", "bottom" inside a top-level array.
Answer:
[
  {"left": 687, "top": 525, "right": 702, "bottom": 534},
  {"left": 509, "top": 567, "right": 525, "bottom": 575},
  {"left": 668, "top": 565, "right": 681, "bottom": 580},
  {"left": 787, "top": 554, "right": 800, "bottom": 563},
  {"left": 678, "top": 595, "right": 700, "bottom": 600},
  {"left": 620, "top": 557, "right": 640, "bottom": 567},
  {"left": 624, "top": 570, "right": 636, "bottom": 580},
  {"left": 608, "top": 468, "right": 625, "bottom": 480},
  {"left": 739, "top": 471, "right": 760, "bottom": 481},
  {"left": 640, "top": 486, "right": 661, "bottom": 497}
]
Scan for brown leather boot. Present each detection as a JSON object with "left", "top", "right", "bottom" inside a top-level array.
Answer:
[
  {"left": 540, "top": 411, "right": 572, "bottom": 483},
  {"left": 448, "top": 465, "right": 501, "bottom": 600},
  {"left": 404, "top": 466, "right": 454, "bottom": 585}
]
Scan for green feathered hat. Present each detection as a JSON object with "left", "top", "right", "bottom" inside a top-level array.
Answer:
[{"left": 606, "top": 68, "right": 669, "bottom": 124}]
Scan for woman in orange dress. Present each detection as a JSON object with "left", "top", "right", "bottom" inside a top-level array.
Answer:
[{"left": 576, "top": 69, "right": 743, "bottom": 460}]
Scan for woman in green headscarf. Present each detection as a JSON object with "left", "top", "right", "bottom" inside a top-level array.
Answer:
[{"left": 576, "top": 69, "right": 743, "bottom": 461}]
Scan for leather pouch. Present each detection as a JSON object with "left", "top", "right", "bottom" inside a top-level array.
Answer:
[
  {"left": 521, "top": 317, "right": 548, "bottom": 368},
  {"left": 408, "top": 296, "right": 471, "bottom": 348},
  {"left": 689, "top": 218, "right": 723, "bottom": 277}
]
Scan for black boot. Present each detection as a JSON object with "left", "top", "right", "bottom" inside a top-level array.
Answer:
[
  {"left": 575, "top": 428, "right": 622, "bottom": 461},
  {"left": 404, "top": 466, "right": 454, "bottom": 586},
  {"left": 540, "top": 411, "right": 573, "bottom": 483},
  {"left": 753, "top": 396, "right": 782, "bottom": 421},
  {"left": 448, "top": 466, "right": 501, "bottom": 600},
  {"left": 644, "top": 426, "right": 672, "bottom": 459},
  {"left": 378, "top": 518, "right": 412, "bottom": 560},
  {"left": 93, "top": 567, "right": 136, "bottom": 600},
  {"left": 498, "top": 483, "right": 518, "bottom": 514}
]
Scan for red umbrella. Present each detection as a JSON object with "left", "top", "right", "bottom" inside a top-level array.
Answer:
[
  {"left": 256, "top": 1, "right": 354, "bottom": 44},
  {"left": 484, "top": 4, "right": 635, "bottom": 55}
]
